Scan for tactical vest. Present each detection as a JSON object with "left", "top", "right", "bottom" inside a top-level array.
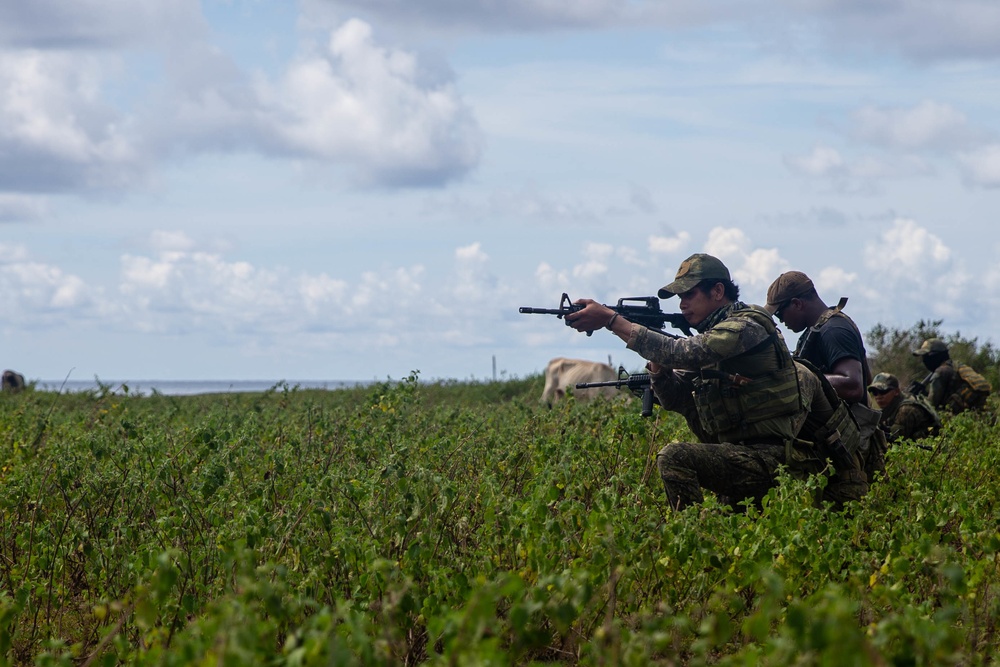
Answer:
[
  {"left": 954, "top": 362, "right": 992, "bottom": 410},
  {"left": 691, "top": 306, "right": 802, "bottom": 443},
  {"left": 794, "top": 358, "right": 863, "bottom": 457},
  {"left": 793, "top": 297, "right": 873, "bottom": 388},
  {"left": 791, "top": 298, "right": 886, "bottom": 482},
  {"left": 900, "top": 393, "right": 942, "bottom": 433}
]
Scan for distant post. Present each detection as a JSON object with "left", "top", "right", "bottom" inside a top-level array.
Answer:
[{"left": 493, "top": 355, "right": 497, "bottom": 382}]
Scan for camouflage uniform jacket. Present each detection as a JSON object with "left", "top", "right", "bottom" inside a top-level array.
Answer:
[
  {"left": 926, "top": 360, "right": 991, "bottom": 412},
  {"left": 879, "top": 392, "right": 940, "bottom": 443},
  {"left": 626, "top": 301, "right": 805, "bottom": 445},
  {"left": 925, "top": 360, "right": 957, "bottom": 411}
]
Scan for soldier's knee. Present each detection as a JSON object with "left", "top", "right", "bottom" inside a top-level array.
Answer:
[{"left": 656, "top": 442, "right": 693, "bottom": 475}]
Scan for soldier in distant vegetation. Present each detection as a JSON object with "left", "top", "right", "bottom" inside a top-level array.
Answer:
[
  {"left": 912, "top": 338, "right": 992, "bottom": 413},
  {"left": 867, "top": 372, "right": 941, "bottom": 443},
  {"left": 765, "top": 270, "right": 887, "bottom": 483},
  {"left": 565, "top": 254, "right": 867, "bottom": 511}
]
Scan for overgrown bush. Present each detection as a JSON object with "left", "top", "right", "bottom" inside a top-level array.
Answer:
[
  {"left": 1, "top": 372, "right": 999, "bottom": 665},
  {"left": 867, "top": 320, "right": 1000, "bottom": 390}
]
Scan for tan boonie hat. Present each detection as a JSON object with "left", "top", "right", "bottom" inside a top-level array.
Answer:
[
  {"left": 764, "top": 271, "right": 816, "bottom": 314},
  {"left": 913, "top": 338, "right": 948, "bottom": 356},
  {"left": 658, "top": 253, "right": 731, "bottom": 299},
  {"left": 867, "top": 372, "right": 899, "bottom": 392}
]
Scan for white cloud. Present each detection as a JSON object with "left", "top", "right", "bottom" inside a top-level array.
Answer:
[
  {"left": 863, "top": 218, "right": 951, "bottom": 275},
  {"left": 149, "top": 230, "right": 197, "bottom": 253},
  {"left": 956, "top": 144, "right": 1000, "bottom": 188},
  {"left": 648, "top": 231, "right": 691, "bottom": 255},
  {"left": 857, "top": 218, "right": 974, "bottom": 321},
  {"left": 453, "top": 241, "right": 498, "bottom": 301},
  {"left": 117, "top": 239, "right": 435, "bottom": 338},
  {"left": 255, "top": 19, "right": 483, "bottom": 186},
  {"left": 0, "top": 243, "right": 30, "bottom": 264},
  {"left": 0, "top": 244, "right": 107, "bottom": 326},
  {"left": 813, "top": 265, "right": 859, "bottom": 297},
  {"left": 850, "top": 100, "right": 972, "bottom": 151},
  {"left": 739, "top": 248, "right": 786, "bottom": 289},
  {"left": 783, "top": 144, "right": 932, "bottom": 194},
  {"left": 615, "top": 246, "right": 644, "bottom": 266},
  {"left": 784, "top": 145, "right": 844, "bottom": 177},
  {"left": 703, "top": 226, "right": 752, "bottom": 261},
  {"left": 0, "top": 49, "right": 144, "bottom": 193},
  {"left": 701, "top": 227, "right": 788, "bottom": 295},
  {"left": 571, "top": 242, "right": 613, "bottom": 281}
]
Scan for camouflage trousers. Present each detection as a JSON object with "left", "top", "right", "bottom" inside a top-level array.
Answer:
[
  {"left": 656, "top": 441, "right": 869, "bottom": 511},
  {"left": 656, "top": 441, "right": 787, "bottom": 511}
]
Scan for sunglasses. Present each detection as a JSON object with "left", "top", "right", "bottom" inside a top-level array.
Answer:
[
  {"left": 868, "top": 388, "right": 892, "bottom": 396},
  {"left": 773, "top": 300, "right": 793, "bottom": 319}
]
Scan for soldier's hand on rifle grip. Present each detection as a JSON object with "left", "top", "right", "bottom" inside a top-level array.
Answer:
[{"left": 566, "top": 299, "right": 615, "bottom": 334}]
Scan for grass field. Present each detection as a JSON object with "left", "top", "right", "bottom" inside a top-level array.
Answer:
[{"left": 2, "top": 373, "right": 999, "bottom": 665}]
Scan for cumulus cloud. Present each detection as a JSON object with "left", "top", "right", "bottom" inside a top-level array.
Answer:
[
  {"left": 850, "top": 100, "right": 974, "bottom": 152},
  {"left": 812, "top": 265, "right": 859, "bottom": 297},
  {"left": 861, "top": 218, "right": 968, "bottom": 320},
  {"left": 452, "top": 241, "right": 499, "bottom": 301},
  {"left": 956, "top": 144, "right": 1000, "bottom": 188},
  {"left": 784, "top": 145, "right": 845, "bottom": 178},
  {"left": 572, "top": 242, "right": 614, "bottom": 281},
  {"left": 703, "top": 227, "right": 787, "bottom": 294},
  {"left": 863, "top": 218, "right": 951, "bottom": 275},
  {"left": 117, "top": 239, "right": 433, "bottom": 338},
  {"left": 253, "top": 19, "right": 482, "bottom": 186},
  {"left": 783, "top": 144, "right": 932, "bottom": 194},
  {"left": 0, "top": 50, "right": 145, "bottom": 194},
  {"left": 648, "top": 231, "right": 691, "bottom": 255},
  {"left": 0, "top": 243, "right": 108, "bottom": 327},
  {"left": 0, "top": 10, "right": 481, "bottom": 199}
]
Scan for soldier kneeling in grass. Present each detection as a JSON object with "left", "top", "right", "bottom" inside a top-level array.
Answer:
[{"left": 565, "top": 253, "right": 867, "bottom": 512}]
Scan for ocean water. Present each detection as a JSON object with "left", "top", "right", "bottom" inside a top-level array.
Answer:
[{"left": 34, "top": 379, "right": 369, "bottom": 396}]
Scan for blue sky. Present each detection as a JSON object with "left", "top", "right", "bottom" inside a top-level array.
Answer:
[{"left": 2, "top": 0, "right": 999, "bottom": 383}]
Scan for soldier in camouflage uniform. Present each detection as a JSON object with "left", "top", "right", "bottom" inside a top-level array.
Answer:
[
  {"left": 912, "top": 338, "right": 992, "bottom": 414},
  {"left": 567, "top": 254, "right": 867, "bottom": 511},
  {"left": 867, "top": 372, "right": 941, "bottom": 443}
]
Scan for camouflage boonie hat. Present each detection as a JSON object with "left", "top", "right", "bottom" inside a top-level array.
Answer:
[
  {"left": 764, "top": 271, "right": 815, "bottom": 314},
  {"left": 658, "top": 253, "right": 731, "bottom": 299},
  {"left": 867, "top": 372, "right": 899, "bottom": 392},
  {"left": 913, "top": 338, "right": 948, "bottom": 356}
]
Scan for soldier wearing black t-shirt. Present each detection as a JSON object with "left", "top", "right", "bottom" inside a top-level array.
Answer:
[{"left": 765, "top": 271, "right": 887, "bottom": 482}]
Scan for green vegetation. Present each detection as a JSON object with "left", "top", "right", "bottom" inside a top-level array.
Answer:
[
  {"left": 867, "top": 319, "right": 1000, "bottom": 390},
  {"left": 2, "top": 363, "right": 999, "bottom": 665}
]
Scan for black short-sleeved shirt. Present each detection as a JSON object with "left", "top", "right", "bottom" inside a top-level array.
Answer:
[{"left": 794, "top": 315, "right": 866, "bottom": 377}]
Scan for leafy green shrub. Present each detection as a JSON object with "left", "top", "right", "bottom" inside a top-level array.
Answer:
[
  {"left": 1, "top": 372, "right": 999, "bottom": 665},
  {"left": 867, "top": 320, "right": 1000, "bottom": 391}
]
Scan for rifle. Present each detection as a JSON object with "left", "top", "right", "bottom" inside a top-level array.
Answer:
[
  {"left": 905, "top": 371, "right": 935, "bottom": 397},
  {"left": 575, "top": 366, "right": 657, "bottom": 417},
  {"left": 519, "top": 293, "right": 693, "bottom": 337}
]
